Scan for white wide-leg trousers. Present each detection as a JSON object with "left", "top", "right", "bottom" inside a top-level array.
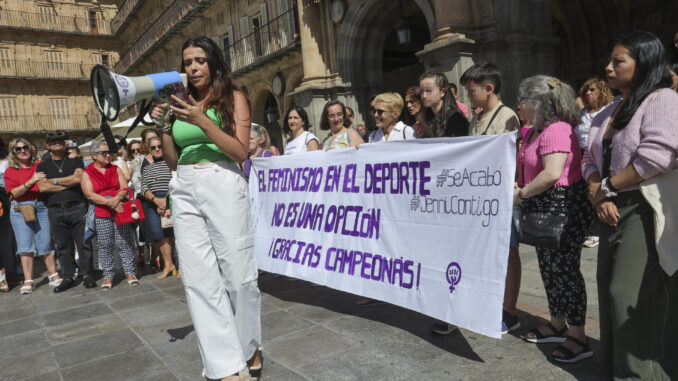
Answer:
[{"left": 169, "top": 161, "right": 262, "bottom": 379}]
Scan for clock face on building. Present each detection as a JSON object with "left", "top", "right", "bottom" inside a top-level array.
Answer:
[
  {"left": 272, "top": 74, "right": 284, "bottom": 96},
  {"left": 330, "top": 0, "right": 346, "bottom": 24}
]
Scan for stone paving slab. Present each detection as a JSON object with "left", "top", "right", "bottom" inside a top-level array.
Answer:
[{"left": 0, "top": 244, "right": 605, "bottom": 380}]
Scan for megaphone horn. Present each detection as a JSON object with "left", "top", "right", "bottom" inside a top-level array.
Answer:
[{"left": 90, "top": 65, "right": 188, "bottom": 122}]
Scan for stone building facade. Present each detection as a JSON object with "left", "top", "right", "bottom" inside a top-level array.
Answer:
[
  {"left": 0, "top": 0, "right": 120, "bottom": 148},
  {"left": 2, "top": 0, "right": 676, "bottom": 152}
]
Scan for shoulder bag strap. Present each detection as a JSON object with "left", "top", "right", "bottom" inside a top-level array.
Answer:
[{"left": 480, "top": 104, "right": 505, "bottom": 135}]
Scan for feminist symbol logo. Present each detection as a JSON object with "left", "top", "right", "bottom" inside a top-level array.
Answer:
[{"left": 446, "top": 262, "right": 462, "bottom": 293}]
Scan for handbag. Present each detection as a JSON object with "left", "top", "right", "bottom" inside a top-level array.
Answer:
[
  {"left": 14, "top": 201, "right": 37, "bottom": 223},
  {"left": 113, "top": 188, "right": 146, "bottom": 226},
  {"left": 514, "top": 208, "right": 568, "bottom": 250},
  {"left": 515, "top": 136, "right": 568, "bottom": 250}
]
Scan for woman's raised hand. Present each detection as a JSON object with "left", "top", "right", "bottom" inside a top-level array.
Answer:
[
  {"left": 169, "top": 95, "right": 208, "bottom": 127},
  {"left": 150, "top": 100, "right": 171, "bottom": 125}
]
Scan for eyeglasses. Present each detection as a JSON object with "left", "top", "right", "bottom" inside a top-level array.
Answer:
[
  {"left": 328, "top": 112, "right": 343, "bottom": 120},
  {"left": 372, "top": 108, "right": 389, "bottom": 117},
  {"left": 14, "top": 146, "right": 30, "bottom": 153},
  {"left": 150, "top": 145, "right": 162, "bottom": 150},
  {"left": 97, "top": 151, "right": 112, "bottom": 157},
  {"left": 131, "top": 149, "right": 142, "bottom": 154},
  {"left": 46, "top": 138, "right": 65, "bottom": 144}
]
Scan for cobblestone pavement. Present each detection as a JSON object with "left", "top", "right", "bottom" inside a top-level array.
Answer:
[{"left": 0, "top": 244, "right": 605, "bottom": 381}]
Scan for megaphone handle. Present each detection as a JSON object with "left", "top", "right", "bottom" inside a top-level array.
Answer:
[{"left": 100, "top": 114, "right": 118, "bottom": 153}]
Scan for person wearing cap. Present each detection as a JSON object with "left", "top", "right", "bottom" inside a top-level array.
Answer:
[{"left": 36, "top": 130, "right": 95, "bottom": 291}]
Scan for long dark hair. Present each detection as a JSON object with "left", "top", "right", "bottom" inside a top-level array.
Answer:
[
  {"left": 282, "top": 105, "right": 311, "bottom": 136},
  {"left": 610, "top": 31, "right": 672, "bottom": 130},
  {"left": 319, "top": 100, "right": 350, "bottom": 131},
  {"left": 180, "top": 36, "right": 241, "bottom": 136},
  {"left": 418, "top": 71, "right": 462, "bottom": 138}
]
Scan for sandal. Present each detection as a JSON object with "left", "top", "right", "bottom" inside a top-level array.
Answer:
[
  {"left": 20, "top": 280, "right": 34, "bottom": 295},
  {"left": 127, "top": 275, "right": 139, "bottom": 286},
  {"left": 552, "top": 336, "right": 593, "bottom": 363},
  {"left": 0, "top": 269, "right": 9, "bottom": 292},
  {"left": 248, "top": 349, "right": 263, "bottom": 381},
  {"left": 101, "top": 279, "right": 113, "bottom": 291},
  {"left": 523, "top": 322, "right": 567, "bottom": 343},
  {"left": 48, "top": 273, "right": 62, "bottom": 287}
]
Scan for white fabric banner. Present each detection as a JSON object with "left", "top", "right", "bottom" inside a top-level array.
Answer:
[{"left": 249, "top": 133, "right": 517, "bottom": 338}]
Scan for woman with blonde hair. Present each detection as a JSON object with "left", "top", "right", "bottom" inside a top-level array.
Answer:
[
  {"left": 576, "top": 78, "right": 613, "bottom": 151},
  {"left": 4, "top": 138, "right": 61, "bottom": 294},
  {"left": 368, "top": 92, "right": 417, "bottom": 142}
]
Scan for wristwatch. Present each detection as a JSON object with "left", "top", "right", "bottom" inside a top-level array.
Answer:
[
  {"left": 601, "top": 177, "right": 618, "bottom": 198},
  {"left": 52, "top": 178, "right": 58, "bottom": 185}
]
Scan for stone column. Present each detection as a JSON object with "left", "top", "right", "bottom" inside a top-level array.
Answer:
[
  {"left": 297, "top": 0, "right": 328, "bottom": 85},
  {"left": 415, "top": 0, "right": 480, "bottom": 104},
  {"left": 289, "top": 0, "right": 357, "bottom": 142}
]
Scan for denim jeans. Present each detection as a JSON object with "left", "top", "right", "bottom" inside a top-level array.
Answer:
[
  {"left": 47, "top": 201, "right": 93, "bottom": 278},
  {"left": 9, "top": 200, "right": 53, "bottom": 256}
]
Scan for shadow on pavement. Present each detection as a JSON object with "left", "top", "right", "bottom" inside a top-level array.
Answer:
[{"left": 259, "top": 272, "right": 484, "bottom": 363}]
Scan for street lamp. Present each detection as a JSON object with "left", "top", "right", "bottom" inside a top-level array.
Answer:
[
  {"left": 396, "top": 0, "right": 411, "bottom": 45},
  {"left": 396, "top": 20, "right": 411, "bottom": 45}
]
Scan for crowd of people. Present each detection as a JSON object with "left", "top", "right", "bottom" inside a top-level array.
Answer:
[
  {"left": 1, "top": 30, "right": 677, "bottom": 380},
  {"left": 0, "top": 127, "right": 180, "bottom": 294}
]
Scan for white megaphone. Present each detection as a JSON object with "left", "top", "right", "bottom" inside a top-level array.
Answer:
[{"left": 90, "top": 64, "right": 188, "bottom": 121}]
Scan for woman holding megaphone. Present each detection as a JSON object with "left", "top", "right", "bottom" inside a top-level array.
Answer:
[{"left": 150, "top": 36, "right": 261, "bottom": 381}]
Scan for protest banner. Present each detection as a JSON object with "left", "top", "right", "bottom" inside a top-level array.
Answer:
[{"left": 249, "top": 133, "right": 517, "bottom": 338}]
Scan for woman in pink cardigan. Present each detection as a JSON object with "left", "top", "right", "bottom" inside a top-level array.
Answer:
[
  {"left": 514, "top": 75, "right": 593, "bottom": 363},
  {"left": 582, "top": 31, "right": 678, "bottom": 380}
]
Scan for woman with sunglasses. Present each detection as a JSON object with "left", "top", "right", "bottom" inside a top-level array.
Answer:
[
  {"left": 368, "top": 92, "right": 416, "bottom": 142},
  {"left": 139, "top": 137, "right": 176, "bottom": 279},
  {"left": 150, "top": 36, "right": 261, "bottom": 381},
  {"left": 4, "top": 138, "right": 60, "bottom": 294},
  {"left": 320, "top": 100, "right": 363, "bottom": 150},
  {"left": 81, "top": 141, "right": 139, "bottom": 289}
]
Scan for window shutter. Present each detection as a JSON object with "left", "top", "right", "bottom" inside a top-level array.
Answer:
[{"left": 260, "top": 3, "right": 269, "bottom": 55}]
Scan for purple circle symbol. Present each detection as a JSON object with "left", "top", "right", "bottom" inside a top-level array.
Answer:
[{"left": 446, "top": 262, "right": 462, "bottom": 293}]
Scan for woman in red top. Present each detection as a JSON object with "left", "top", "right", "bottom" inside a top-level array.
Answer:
[
  {"left": 4, "top": 138, "right": 62, "bottom": 294},
  {"left": 81, "top": 141, "right": 138, "bottom": 289}
]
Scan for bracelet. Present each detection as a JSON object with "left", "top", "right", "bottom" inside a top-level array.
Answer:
[
  {"left": 24, "top": 182, "right": 31, "bottom": 189},
  {"left": 601, "top": 177, "right": 618, "bottom": 198},
  {"left": 151, "top": 196, "right": 156, "bottom": 202},
  {"left": 157, "top": 124, "right": 172, "bottom": 134}
]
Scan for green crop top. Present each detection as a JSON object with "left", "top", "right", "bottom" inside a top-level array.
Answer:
[{"left": 172, "top": 108, "right": 234, "bottom": 164}]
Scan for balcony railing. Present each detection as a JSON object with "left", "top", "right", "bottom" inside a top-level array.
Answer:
[
  {"left": 0, "top": 115, "right": 101, "bottom": 133},
  {"left": 0, "top": 60, "right": 96, "bottom": 80},
  {"left": 115, "top": 0, "right": 214, "bottom": 73},
  {"left": 110, "top": 0, "right": 143, "bottom": 34},
  {"left": 0, "top": 9, "right": 111, "bottom": 35},
  {"left": 225, "top": 6, "right": 299, "bottom": 73}
]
